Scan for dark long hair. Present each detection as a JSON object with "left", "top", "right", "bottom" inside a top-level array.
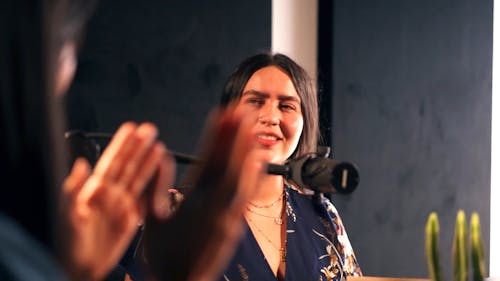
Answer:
[
  {"left": 220, "top": 52, "right": 319, "bottom": 159},
  {"left": 0, "top": 0, "right": 96, "bottom": 249}
]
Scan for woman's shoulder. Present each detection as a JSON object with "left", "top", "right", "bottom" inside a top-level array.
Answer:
[
  {"left": 320, "top": 193, "right": 340, "bottom": 216},
  {"left": 286, "top": 184, "right": 339, "bottom": 212}
]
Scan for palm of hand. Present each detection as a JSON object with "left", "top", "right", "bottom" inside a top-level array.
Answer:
[{"left": 64, "top": 171, "right": 143, "bottom": 281}]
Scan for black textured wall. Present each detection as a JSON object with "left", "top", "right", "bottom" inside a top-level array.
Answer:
[
  {"left": 328, "top": 0, "right": 492, "bottom": 278},
  {"left": 66, "top": 0, "right": 271, "bottom": 172}
]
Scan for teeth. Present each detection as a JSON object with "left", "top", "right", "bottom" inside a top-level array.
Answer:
[{"left": 257, "top": 134, "right": 278, "bottom": 141}]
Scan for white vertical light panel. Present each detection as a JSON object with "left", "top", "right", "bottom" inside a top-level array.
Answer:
[
  {"left": 272, "top": 0, "right": 318, "bottom": 82},
  {"left": 491, "top": 0, "right": 499, "bottom": 277}
]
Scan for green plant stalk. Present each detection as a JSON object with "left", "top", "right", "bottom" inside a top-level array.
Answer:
[
  {"left": 453, "top": 210, "right": 468, "bottom": 281},
  {"left": 426, "top": 212, "right": 443, "bottom": 281},
  {"left": 470, "top": 212, "right": 486, "bottom": 281}
]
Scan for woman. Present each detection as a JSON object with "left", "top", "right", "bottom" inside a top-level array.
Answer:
[
  {"left": 128, "top": 52, "right": 362, "bottom": 281},
  {"left": 217, "top": 52, "right": 362, "bottom": 281}
]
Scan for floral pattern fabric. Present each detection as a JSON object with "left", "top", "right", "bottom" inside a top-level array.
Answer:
[{"left": 220, "top": 185, "right": 362, "bottom": 281}]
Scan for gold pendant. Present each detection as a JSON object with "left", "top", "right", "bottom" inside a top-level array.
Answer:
[
  {"left": 274, "top": 217, "right": 283, "bottom": 225},
  {"left": 280, "top": 248, "right": 287, "bottom": 262}
]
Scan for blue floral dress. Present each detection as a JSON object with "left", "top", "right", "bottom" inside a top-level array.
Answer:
[{"left": 220, "top": 185, "right": 362, "bottom": 281}]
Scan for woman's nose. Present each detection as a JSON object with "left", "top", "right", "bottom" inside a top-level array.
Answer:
[{"left": 258, "top": 105, "right": 280, "bottom": 126}]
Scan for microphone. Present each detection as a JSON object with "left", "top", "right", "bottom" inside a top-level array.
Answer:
[
  {"left": 267, "top": 147, "right": 360, "bottom": 194},
  {"left": 65, "top": 131, "right": 359, "bottom": 194}
]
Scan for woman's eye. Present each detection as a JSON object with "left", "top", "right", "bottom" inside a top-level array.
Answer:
[
  {"left": 280, "top": 103, "right": 296, "bottom": 111},
  {"left": 246, "top": 98, "right": 263, "bottom": 105}
]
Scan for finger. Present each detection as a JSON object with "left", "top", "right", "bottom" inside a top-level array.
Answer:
[
  {"left": 176, "top": 108, "right": 225, "bottom": 190},
  {"left": 117, "top": 123, "right": 159, "bottom": 187},
  {"left": 128, "top": 142, "right": 166, "bottom": 198},
  {"left": 203, "top": 106, "right": 256, "bottom": 202},
  {"left": 224, "top": 107, "right": 256, "bottom": 186},
  {"left": 228, "top": 108, "right": 271, "bottom": 201},
  {"left": 188, "top": 106, "right": 243, "bottom": 193},
  {"left": 231, "top": 149, "right": 271, "bottom": 208},
  {"left": 150, "top": 152, "right": 176, "bottom": 219},
  {"left": 63, "top": 157, "right": 91, "bottom": 197},
  {"left": 93, "top": 122, "right": 142, "bottom": 180}
]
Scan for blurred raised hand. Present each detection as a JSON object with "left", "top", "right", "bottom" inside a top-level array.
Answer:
[
  {"left": 143, "top": 107, "right": 271, "bottom": 281},
  {"left": 59, "top": 122, "right": 173, "bottom": 281}
]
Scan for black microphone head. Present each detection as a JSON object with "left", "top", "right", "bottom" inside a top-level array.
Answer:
[
  {"left": 301, "top": 158, "right": 359, "bottom": 194},
  {"left": 329, "top": 162, "right": 359, "bottom": 194}
]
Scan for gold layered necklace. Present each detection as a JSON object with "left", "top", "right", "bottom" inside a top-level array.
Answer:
[
  {"left": 246, "top": 191, "right": 285, "bottom": 225},
  {"left": 248, "top": 192, "right": 283, "bottom": 208},
  {"left": 246, "top": 206, "right": 284, "bottom": 225},
  {"left": 245, "top": 190, "right": 287, "bottom": 263},
  {"left": 246, "top": 215, "right": 287, "bottom": 263}
]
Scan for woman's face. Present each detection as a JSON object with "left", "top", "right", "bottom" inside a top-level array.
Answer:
[{"left": 234, "top": 66, "right": 304, "bottom": 164}]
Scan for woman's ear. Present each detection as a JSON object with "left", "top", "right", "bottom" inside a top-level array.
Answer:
[{"left": 55, "top": 41, "right": 77, "bottom": 96}]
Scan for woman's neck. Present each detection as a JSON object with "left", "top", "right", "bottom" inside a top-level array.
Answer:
[{"left": 251, "top": 174, "right": 285, "bottom": 204}]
